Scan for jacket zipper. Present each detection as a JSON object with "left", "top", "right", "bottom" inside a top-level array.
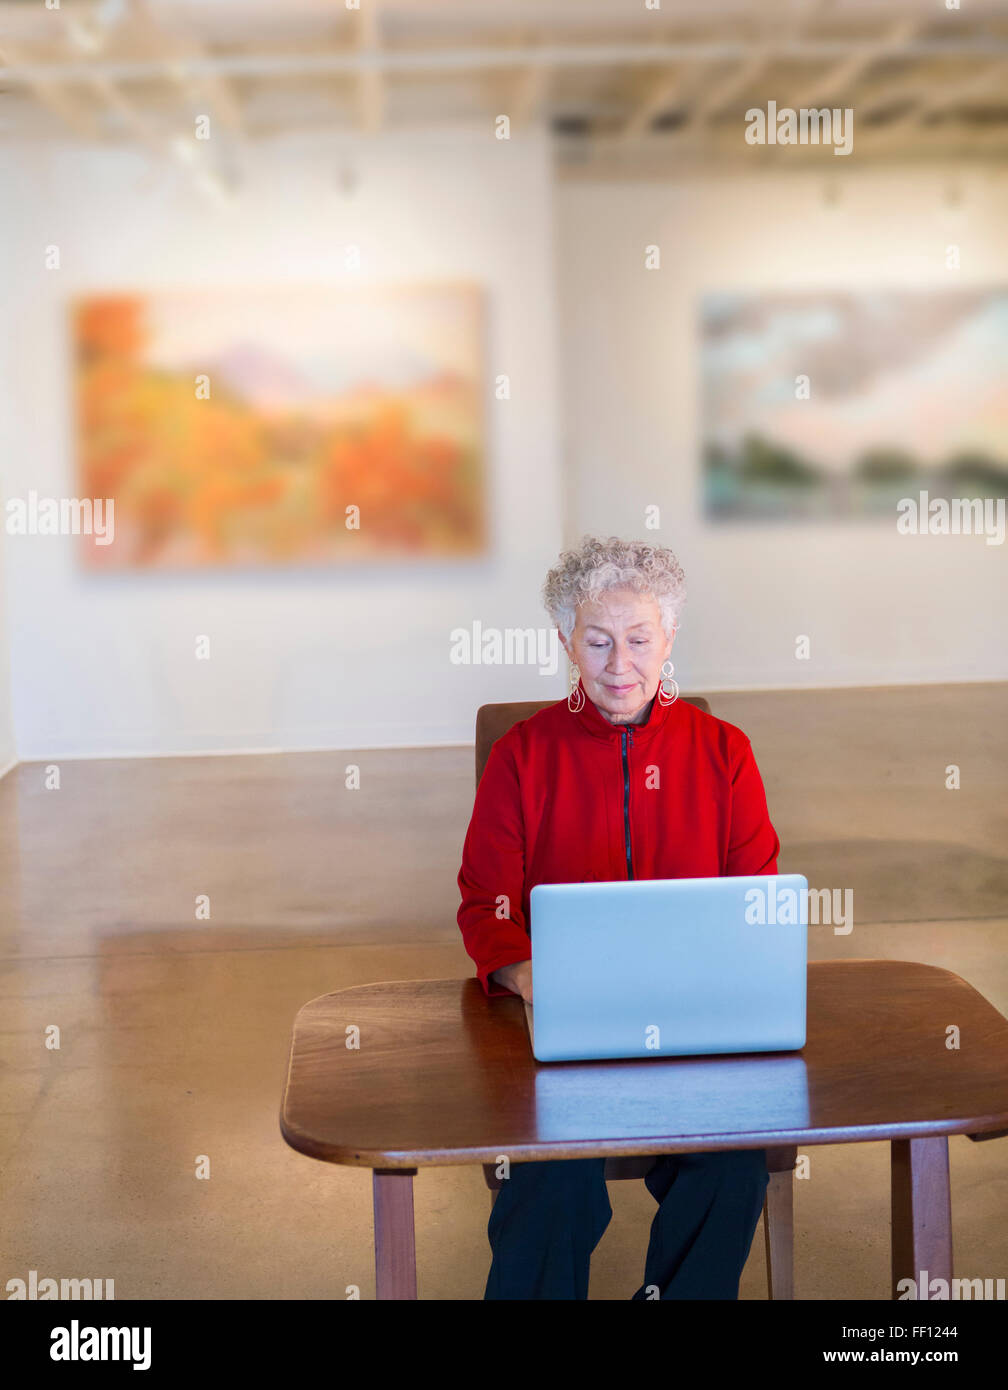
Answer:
[{"left": 621, "top": 727, "right": 634, "bottom": 879}]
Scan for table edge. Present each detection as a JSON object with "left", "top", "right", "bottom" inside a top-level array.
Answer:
[{"left": 278, "top": 1112, "right": 1008, "bottom": 1168}]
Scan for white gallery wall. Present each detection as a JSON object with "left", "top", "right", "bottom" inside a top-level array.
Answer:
[
  {"left": 2, "top": 142, "right": 1007, "bottom": 762},
  {"left": 0, "top": 127, "right": 565, "bottom": 759},
  {"left": 556, "top": 166, "right": 1008, "bottom": 692},
  {"left": 0, "top": 526, "right": 13, "bottom": 776},
  {"left": 0, "top": 230, "right": 15, "bottom": 773}
]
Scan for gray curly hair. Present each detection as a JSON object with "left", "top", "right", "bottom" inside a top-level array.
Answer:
[{"left": 542, "top": 535, "right": 687, "bottom": 640}]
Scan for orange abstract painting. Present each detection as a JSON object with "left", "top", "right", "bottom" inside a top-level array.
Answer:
[{"left": 71, "top": 283, "right": 487, "bottom": 568}]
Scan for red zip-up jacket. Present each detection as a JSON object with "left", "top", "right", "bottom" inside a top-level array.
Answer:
[{"left": 457, "top": 680, "right": 781, "bottom": 996}]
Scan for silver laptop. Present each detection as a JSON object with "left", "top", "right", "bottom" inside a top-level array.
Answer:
[{"left": 525, "top": 875, "right": 808, "bottom": 1062}]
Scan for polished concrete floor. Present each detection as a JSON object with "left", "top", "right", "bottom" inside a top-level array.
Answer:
[{"left": 1, "top": 682, "right": 1006, "bottom": 1300}]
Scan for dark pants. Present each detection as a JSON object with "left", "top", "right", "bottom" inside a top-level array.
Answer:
[{"left": 485, "top": 1149, "right": 769, "bottom": 1300}]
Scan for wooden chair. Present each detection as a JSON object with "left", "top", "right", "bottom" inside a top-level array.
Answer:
[{"left": 474, "top": 695, "right": 798, "bottom": 1299}]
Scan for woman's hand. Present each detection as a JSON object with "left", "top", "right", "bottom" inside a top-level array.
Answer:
[{"left": 491, "top": 959, "right": 533, "bottom": 1004}]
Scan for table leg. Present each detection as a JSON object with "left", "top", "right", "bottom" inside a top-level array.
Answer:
[
  {"left": 763, "top": 1172, "right": 795, "bottom": 1300},
  {"left": 373, "top": 1168, "right": 418, "bottom": 1300},
  {"left": 891, "top": 1137, "right": 952, "bottom": 1300}
]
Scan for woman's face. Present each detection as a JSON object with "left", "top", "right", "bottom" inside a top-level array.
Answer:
[{"left": 559, "top": 587, "right": 674, "bottom": 725}]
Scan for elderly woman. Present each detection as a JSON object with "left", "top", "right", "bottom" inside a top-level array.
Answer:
[{"left": 457, "top": 535, "right": 781, "bottom": 1301}]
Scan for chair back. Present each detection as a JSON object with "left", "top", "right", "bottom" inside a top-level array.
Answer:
[{"left": 475, "top": 695, "right": 711, "bottom": 787}]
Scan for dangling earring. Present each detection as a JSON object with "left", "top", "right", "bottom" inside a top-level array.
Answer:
[
  {"left": 657, "top": 659, "right": 679, "bottom": 706},
  {"left": 567, "top": 663, "right": 585, "bottom": 713}
]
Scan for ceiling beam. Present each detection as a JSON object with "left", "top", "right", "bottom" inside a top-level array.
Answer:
[
  {"left": 867, "top": 61, "right": 1008, "bottom": 145},
  {"left": 691, "top": 49, "right": 774, "bottom": 123},
  {"left": 670, "top": 0, "right": 822, "bottom": 144},
  {"left": 621, "top": 68, "right": 690, "bottom": 140},
  {"left": 0, "top": 39, "right": 101, "bottom": 139},
  {"left": 510, "top": 56, "right": 551, "bottom": 129},
  {"left": 355, "top": 2, "right": 384, "bottom": 133},
  {"left": 557, "top": 122, "right": 1008, "bottom": 180},
  {"left": 3, "top": 36, "right": 1007, "bottom": 88},
  {"left": 787, "top": 19, "right": 919, "bottom": 108},
  {"left": 687, "top": 0, "right": 831, "bottom": 124},
  {"left": 131, "top": 0, "right": 246, "bottom": 135}
]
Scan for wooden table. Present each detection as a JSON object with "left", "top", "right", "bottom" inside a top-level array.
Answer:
[{"left": 279, "top": 959, "right": 1008, "bottom": 1299}]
